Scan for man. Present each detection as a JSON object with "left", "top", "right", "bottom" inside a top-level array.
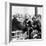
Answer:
[{"left": 12, "top": 15, "right": 25, "bottom": 31}]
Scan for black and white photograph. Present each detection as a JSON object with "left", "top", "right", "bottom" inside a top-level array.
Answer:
[
  {"left": 9, "top": 3, "right": 43, "bottom": 42},
  {"left": 1, "top": 0, "right": 46, "bottom": 46}
]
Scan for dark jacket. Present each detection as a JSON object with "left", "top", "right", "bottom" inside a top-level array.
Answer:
[{"left": 12, "top": 17, "right": 25, "bottom": 31}]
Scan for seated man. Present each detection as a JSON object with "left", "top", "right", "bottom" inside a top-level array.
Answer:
[{"left": 12, "top": 15, "right": 25, "bottom": 31}]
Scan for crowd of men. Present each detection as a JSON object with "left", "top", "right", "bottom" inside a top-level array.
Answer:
[{"left": 12, "top": 14, "right": 41, "bottom": 40}]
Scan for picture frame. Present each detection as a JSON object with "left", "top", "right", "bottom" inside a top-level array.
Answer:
[{"left": 5, "top": 2, "right": 43, "bottom": 44}]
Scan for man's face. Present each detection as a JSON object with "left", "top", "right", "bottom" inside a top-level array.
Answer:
[{"left": 17, "top": 17, "right": 24, "bottom": 23}]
